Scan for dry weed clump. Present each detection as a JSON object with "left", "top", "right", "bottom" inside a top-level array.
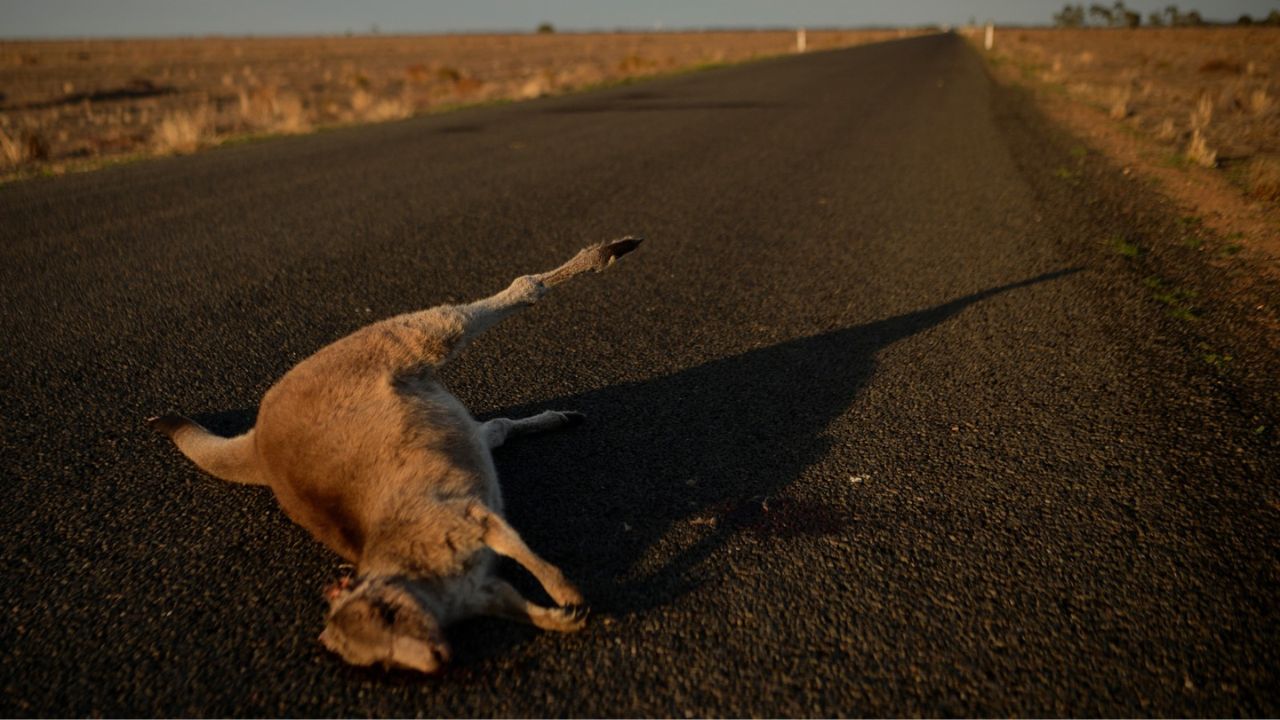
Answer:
[
  {"left": 349, "top": 88, "right": 374, "bottom": 116},
  {"left": 0, "top": 128, "right": 50, "bottom": 167},
  {"left": 153, "top": 107, "right": 209, "bottom": 154},
  {"left": 0, "top": 130, "right": 20, "bottom": 167},
  {"left": 1184, "top": 93, "right": 1218, "bottom": 166},
  {"left": 1245, "top": 156, "right": 1280, "bottom": 202},
  {"left": 237, "top": 86, "right": 311, "bottom": 133},
  {"left": 519, "top": 72, "right": 553, "bottom": 99},
  {"left": 1248, "top": 87, "right": 1273, "bottom": 115},
  {"left": 349, "top": 88, "right": 409, "bottom": 122},
  {"left": 1109, "top": 85, "right": 1131, "bottom": 119},
  {"left": 1190, "top": 94, "right": 1214, "bottom": 130},
  {"left": 1186, "top": 128, "right": 1217, "bottom": 167},
  {"left": 368, "top": 97, "right": 410, "bottom": 122},
  {"left": 273, "top": 92, "right": 309, "bottom": 133}
]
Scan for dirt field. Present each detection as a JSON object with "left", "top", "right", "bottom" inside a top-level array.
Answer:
[
  {"left": 0, "top": 30, "right": 916, "bottom": 178},
  {"left": 979, "top": 27, "right": 1280, "bottom": 263}
]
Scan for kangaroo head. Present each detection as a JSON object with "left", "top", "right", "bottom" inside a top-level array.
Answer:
[{"left": 319, "top": 576, "right": 451, "bottom": 673}]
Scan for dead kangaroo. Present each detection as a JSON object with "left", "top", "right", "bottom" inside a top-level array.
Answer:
[{"left": 151, "top": 237, "right": 642, "bottom": 673}]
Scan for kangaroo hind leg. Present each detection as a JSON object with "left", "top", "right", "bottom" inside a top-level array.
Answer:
[
  {"left": 388, "top": 237, "right": 643, "bottom": 368},
  {"left": 480, "top": 410, "right": 584, "bottom": 449},
  {"left": 449, "top": 236, "right": 643, "bottom": 349},
  {"left": 466, "top": 504, "right": 584, "bottom": 608},
  {"left": 472, "top": 579, "right": 588, "bottom": 632}
]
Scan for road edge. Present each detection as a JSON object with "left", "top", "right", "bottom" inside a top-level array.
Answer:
[{"left": 978, "top": 41, "right": 1280, "bottom": 462}]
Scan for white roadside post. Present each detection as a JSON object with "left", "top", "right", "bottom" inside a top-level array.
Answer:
[
  {"left": 796, "top": 27, "right": 807, "bottom": 53},
  {"left": 984, "top": 22, "right": 994, "bottom": 50}
]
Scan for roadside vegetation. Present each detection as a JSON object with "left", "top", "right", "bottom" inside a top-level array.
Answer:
[
  {"left": 1051, "top": 2, "right": 1280, "bottom": 29},
  {"left": 974, "top": 8, "right": 1279, "bottom": 442},
  {"left": 0, "top": 29, "right": 918, "bottom": 181},
  {"left": 975, "top": 16, "right": 1279, "bottom": 267}
]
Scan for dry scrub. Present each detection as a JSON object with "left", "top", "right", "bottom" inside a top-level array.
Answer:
[
  {"left": 986, "top": 28, "right": 1279, "bottom": 191},
  {"left": 1247, "top": 155, "right": 1280, "bottom": 201},
  {"left": 0, "top": 30, "right": 916, "bottom": 177},
  {"left": 979, "top": 27, "right": 1280, "bottom": 261}
]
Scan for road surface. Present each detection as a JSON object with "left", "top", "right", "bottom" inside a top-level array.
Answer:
[{"left": 2, "top": 33, "right": 1277, "bottom": 716}]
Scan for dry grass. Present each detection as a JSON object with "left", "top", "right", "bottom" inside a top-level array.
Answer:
[
  {"left": 0, "top": 130, "right": 16, "bottom": 165},
  {"left": 153, "top": 106, "right": 208, "bottom": 154},
  {"left": 979, "top": 26, "right": 1280, "bottom": 265},
  {"left": 1109, "top": 85, "right": 1131, "bottom": 119},
  {"left": 236, "top": 86, "right": 310, "bottom": 133},
  {"left": 0, "top": 127, "right": 48, "bottom": 167},
  {"left": 0, "top": 29, "right": 919, "bottom": 177},
  {"left": 1190, "top": 94, "right": 1214, "bottom": 131},
  {"left": 987, "top": 27, "right": 1279, "bottom": 196},
  {"left": 1245, "top": 155, "right": 1280, "bottom": 201},
  {"left": 1248, "top": 87, "right": 1272, "bottom": 114},
  {"left": 0, "top": 128, "right": 26, "bottom": 165},
  {"left": 1187, "top": 128, "right": 1217, "bottom": 167}
]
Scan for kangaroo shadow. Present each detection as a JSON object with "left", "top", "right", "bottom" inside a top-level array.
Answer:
[
  {"left": 484, "top": 268, "right": 1081, "bottom": 618},
  {"left": 185, "top": 268, "right": 1079, "bottom": 672}
]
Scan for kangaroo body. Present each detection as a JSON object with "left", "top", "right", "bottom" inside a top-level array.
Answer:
[{"left": 152, "top": 238, "right": 641, "bottom": 673}]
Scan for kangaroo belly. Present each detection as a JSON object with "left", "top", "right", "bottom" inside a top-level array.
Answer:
[{"left": 254, "top": 360, "right": 500, "bottom": 560}]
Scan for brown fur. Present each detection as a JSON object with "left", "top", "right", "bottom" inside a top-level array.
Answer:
[{"left": 151, "top": 237, "right": 641, "bottom": 673}]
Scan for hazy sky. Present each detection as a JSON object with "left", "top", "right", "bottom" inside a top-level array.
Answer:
[{"left": 1, "top": 0, "right": 1276, "bottom": 38}]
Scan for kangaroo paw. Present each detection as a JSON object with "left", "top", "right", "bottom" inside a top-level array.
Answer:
[
  {"left": 539, "top": 603, "right": 590, "bottom": 632},
  {"left": 540, "top": 236, "right": 644, "bottom": 286},
  {"left": 558, "top": 410, "right": 586, "bottom": 428},
  {"left": 593, "top": 236, "right": 643, "bottom": 270}
]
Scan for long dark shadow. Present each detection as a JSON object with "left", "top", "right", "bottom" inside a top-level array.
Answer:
[
  {"left": 488, "top": 268, "right": 1082, "bottom": 615},
  {"left": 189, "top": 267, "right": 1081, "bottom": 666}
]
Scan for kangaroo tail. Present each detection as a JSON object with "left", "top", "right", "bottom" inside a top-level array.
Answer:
[{"left": 148, "top": 414, "right": 266, "bottom": 486}]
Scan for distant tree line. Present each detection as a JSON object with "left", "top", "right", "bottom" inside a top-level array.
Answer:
[{"left": 1052, "top": 3, "right": 1280, "bottom": 27}]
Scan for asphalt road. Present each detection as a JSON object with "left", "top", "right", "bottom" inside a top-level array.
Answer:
[{"left": 2, "top": 33, "right": 1277, "bottom": 716}]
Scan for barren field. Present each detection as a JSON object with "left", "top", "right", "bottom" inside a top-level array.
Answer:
[
  {"left": 985, "top": 27, "right": 1280, "bottom": 214},
  {"left": 0, "top": 30, "right": 915, "bottom": 178}
]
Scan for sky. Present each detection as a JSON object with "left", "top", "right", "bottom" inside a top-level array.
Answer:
[{"left": 1, "top": 0, "right": 1276, "bottom": 38}]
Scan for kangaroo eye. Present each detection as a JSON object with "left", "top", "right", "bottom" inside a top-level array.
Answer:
[{"left": 370, "top": 598, "right": 399, "bottom": 625}]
